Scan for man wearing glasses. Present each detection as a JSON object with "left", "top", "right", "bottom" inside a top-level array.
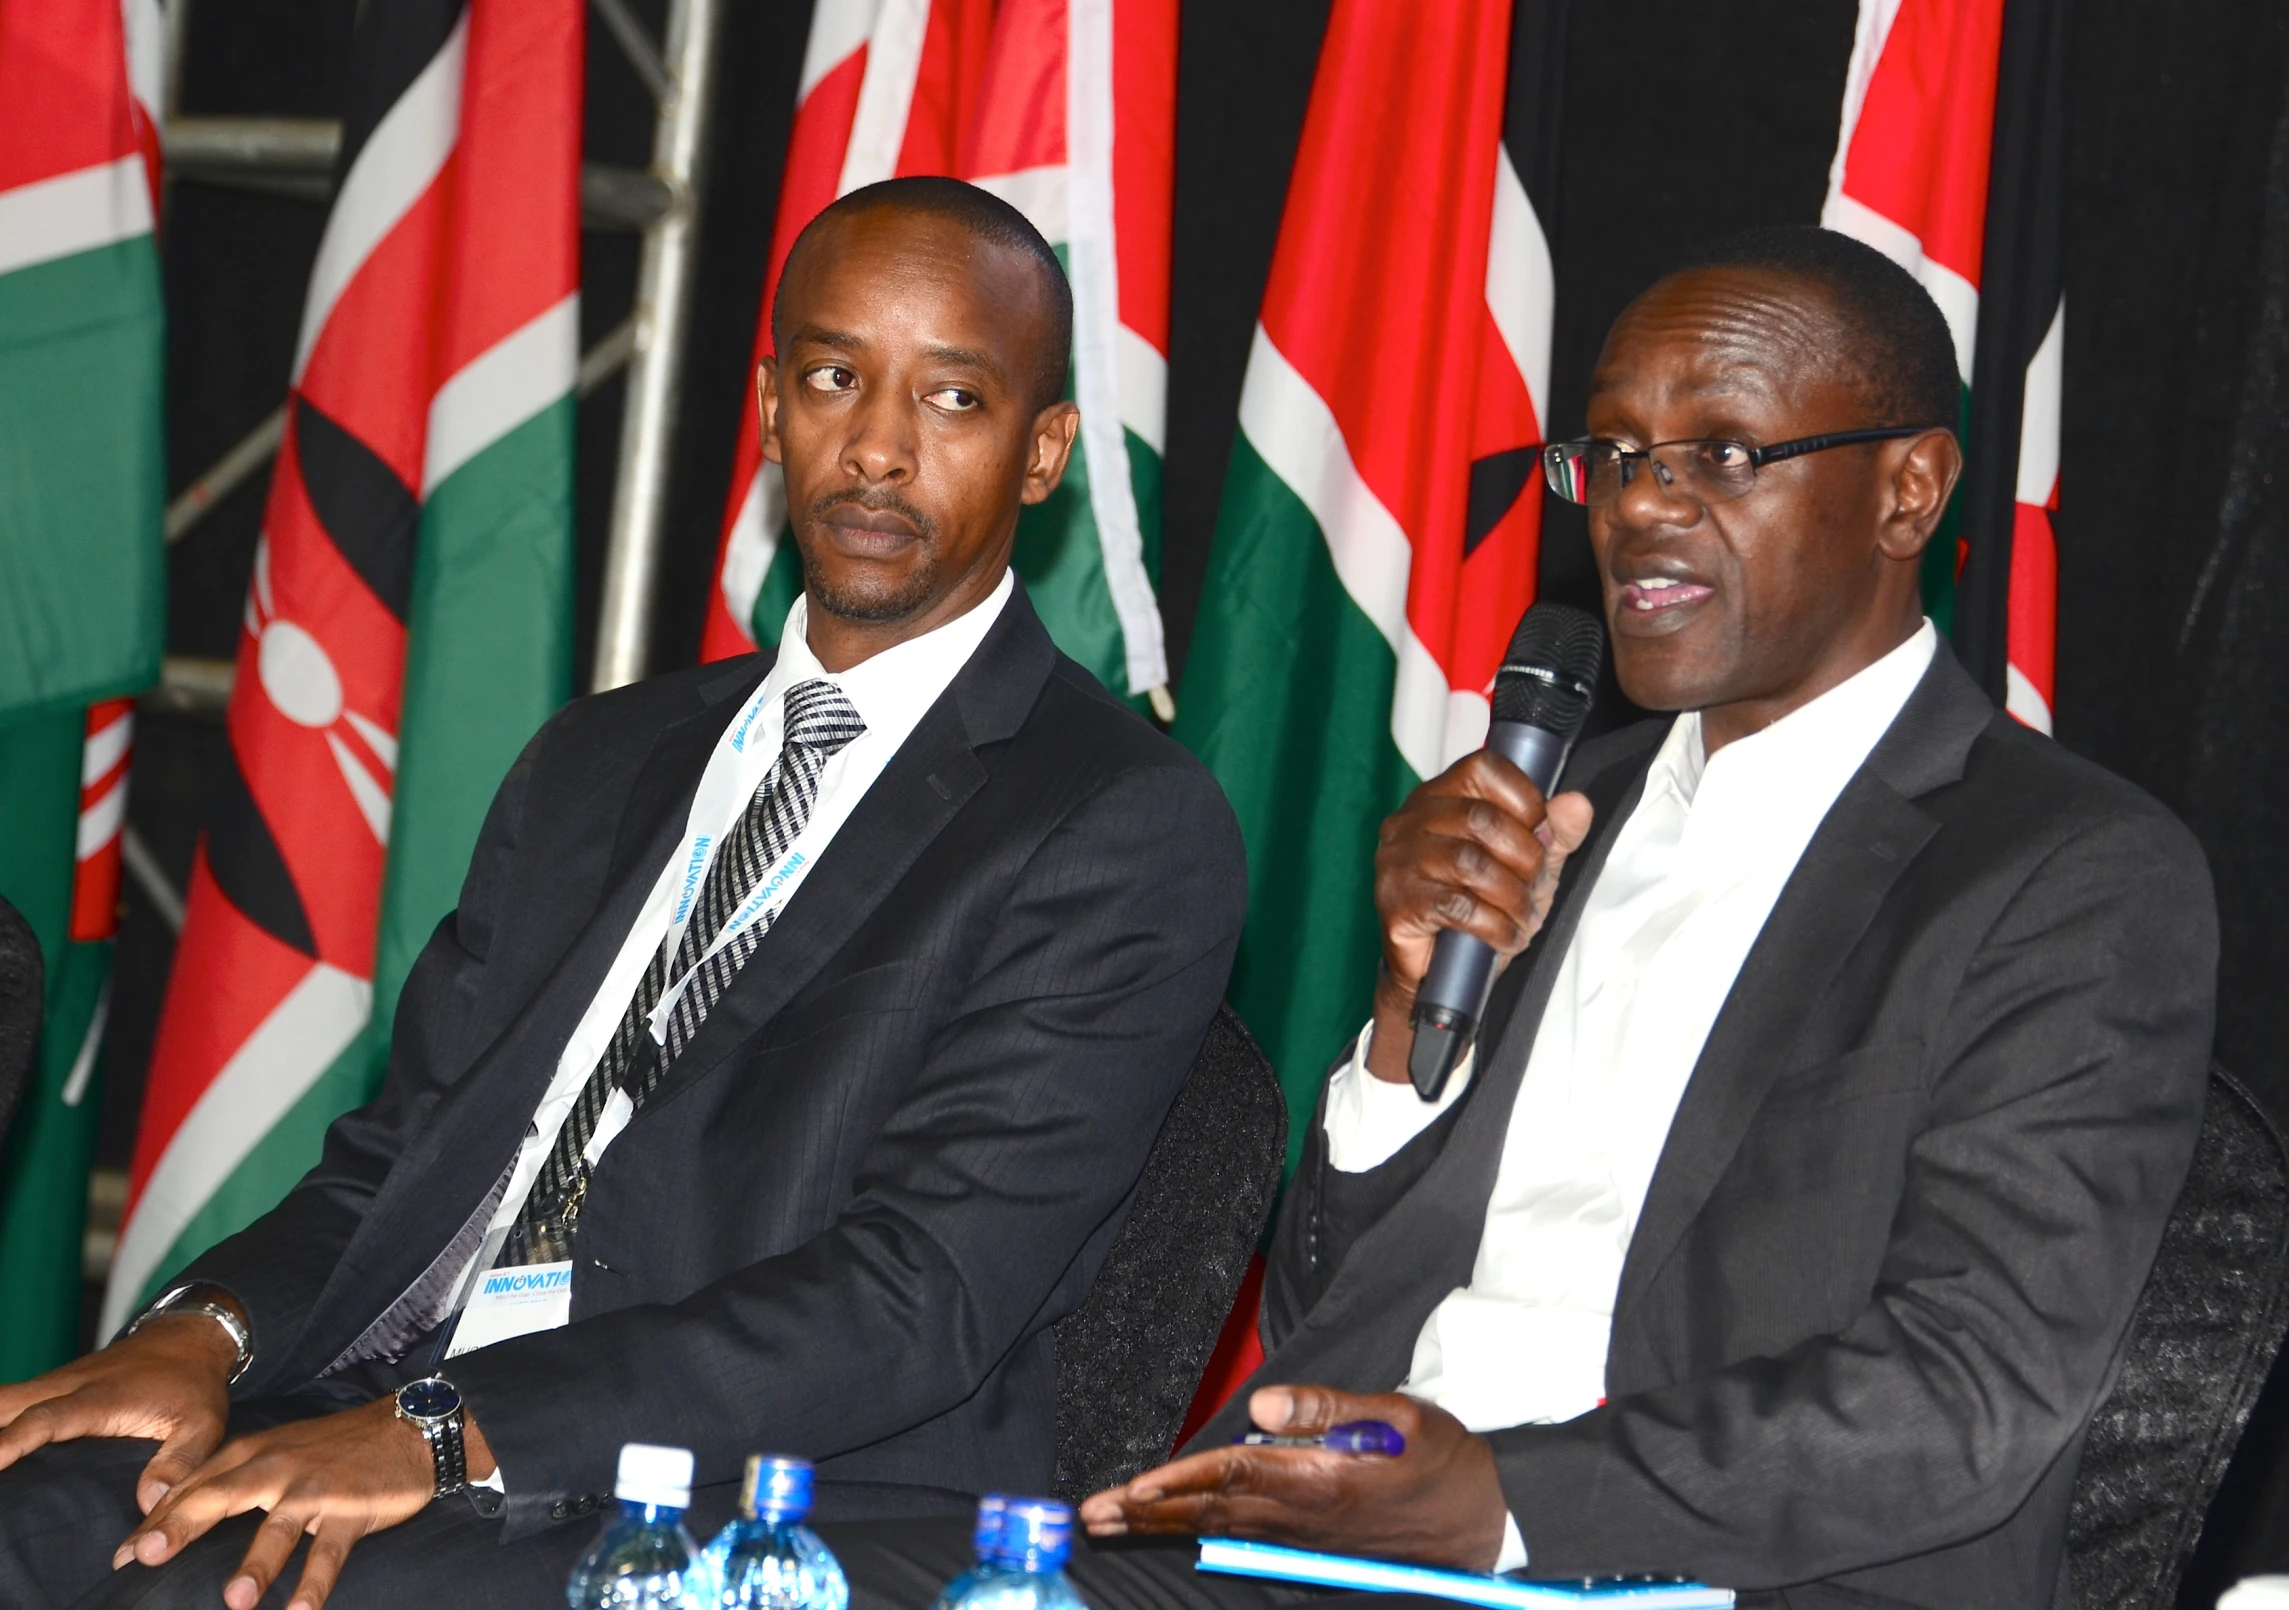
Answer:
[{"left": 832, "top": 225, "right": 2218, "bottom": 1610}]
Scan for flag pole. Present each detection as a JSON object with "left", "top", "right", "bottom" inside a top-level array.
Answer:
[{"left": 592, "top": 0, "right": 725, "bottom": 693}]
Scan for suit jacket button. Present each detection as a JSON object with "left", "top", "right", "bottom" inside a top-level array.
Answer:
[{"left": 550, "top": 1500, "right": 571, "bottom": 1520}]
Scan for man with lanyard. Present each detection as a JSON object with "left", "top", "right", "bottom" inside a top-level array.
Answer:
[
  {"left": 0, "top": 178, "right": 1247, "bottom": 1610},
  {"left": 824, "top": 227, "right": 2217, "bottom": 1609}
]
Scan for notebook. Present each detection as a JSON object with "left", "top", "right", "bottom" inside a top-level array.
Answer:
[{"left": 1194, "top": 1538, "right": 1735, "bottom": 1608}]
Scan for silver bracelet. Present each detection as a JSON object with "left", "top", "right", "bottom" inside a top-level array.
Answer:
[{"left": 125, "top": 1286, "right": 253, "bottom": 1385}]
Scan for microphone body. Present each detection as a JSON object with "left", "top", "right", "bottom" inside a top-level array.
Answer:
[{"left": 1406, "top": 603, "right": 1603, "bottom": 1099}]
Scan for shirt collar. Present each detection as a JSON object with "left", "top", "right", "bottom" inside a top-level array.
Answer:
[
  {"left": 765, "top": 567, "right": 1015, "bottom": 755},
  {"left": 1643, "top": 618, "right": 1939, "bottom": 817}
]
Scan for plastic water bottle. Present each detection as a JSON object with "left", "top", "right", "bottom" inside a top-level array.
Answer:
[
  {"left": 929, "top": 1496, "right": 1084, "bottom": 1610},
  {"left": 923, "top": 1494, "right": 1009, "bottom": 1610},
  {"left": 566, "top": 1443, "right": 700, "bottom": 1609},
  {"left": 690, "top": 1454, "right": 850, "bottom": 1610}
]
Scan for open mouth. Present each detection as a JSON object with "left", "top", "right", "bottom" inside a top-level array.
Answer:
[{"left": 1615, "top": 575, "right": 1715, "bottom": 616}]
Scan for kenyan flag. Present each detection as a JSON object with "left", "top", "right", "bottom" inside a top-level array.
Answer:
[
  {"left": 700, "top": 0, "right": 995, "bottom": 663},
  {"left": 103, "top": 0, "right": 580, "bottom": 1337},
  {"left": 1822, "top": 0, "right": 2063, "bottom": 727},
  {"left": 961, "top": 0, "right": 1176, "bottom": 708},
  {"left": 700, "top": 0, "right": 1176, "bottom": 711},
  {"left": 0, "top": 0, "right": 165, "bottom": 1379},
  {"left": 1173, "top": 0, "right": 1565, "bottom": 1162}
]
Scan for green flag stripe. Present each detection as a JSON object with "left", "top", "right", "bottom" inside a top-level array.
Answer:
[
  {"left": 124, "top": 1028, "right": 380, "bottom": 1318},
  {"left": 371, "top": 396, "right": 577, "bottom": 1073},
  {"left": 1173, "top": 433, "right": 1416, "bottom": 1169},
  {"left": 0, "top": 707, "right": 108, "bottom": 1380},
  {"left": 0, "top": 236, "right": 164, "bottom": 716}
]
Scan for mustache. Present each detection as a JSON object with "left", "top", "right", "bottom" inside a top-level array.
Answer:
[{"left": 808, "top": 488, "right": 938, "bottom": 540}]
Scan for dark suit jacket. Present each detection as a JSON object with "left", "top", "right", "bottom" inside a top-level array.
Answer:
[
  {"left": 1199, "top": 644, "right": 2216, "bottom": 1610},
  {"left": 184, "top": 586, "right": 1247, "bottom": 1536}
]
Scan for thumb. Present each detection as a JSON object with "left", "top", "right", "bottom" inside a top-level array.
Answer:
[
  {"left": 137, "top": 1418, "right": 222, "bottom": 1514},
  {"left": 1542, "top": 790, "right": 1594, "bottom": 859},
  {"left": 1249, "top": 1383, "right": 1355, "bottom": 1436}
]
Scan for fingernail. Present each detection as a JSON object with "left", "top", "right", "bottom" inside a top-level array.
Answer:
[
  {"left": 137, "top": 1534, "right": 168, "bottom": 1563},
  {"left": 226, "top": 1577, "right": 256, "bottom": 1610},
  {"left": 1132, "top": 1485, "right": 1163, "bottom": 1502},
  {"left": 111, "top": 1548, "right": 131, "bottom": 1570}
]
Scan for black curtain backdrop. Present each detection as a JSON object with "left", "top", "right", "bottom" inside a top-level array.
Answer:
[{"left": 115, "top": 0, "right": 2289, "bottom": 1580}]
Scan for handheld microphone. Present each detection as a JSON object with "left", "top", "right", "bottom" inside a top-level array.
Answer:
[{"left": 1406, "top": 601, "right": 1604, "bottom": 1100}]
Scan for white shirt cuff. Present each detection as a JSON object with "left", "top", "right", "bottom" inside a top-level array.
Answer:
[
  {"left": 1495, "top": 1512, "right": 1529, "bottom": 1573},
  {"left": 1321, "top": 1020, "right": 1475, "bottom": 1173},
  {"left": 471, "top": 1467, "right": 505, "bottom": 1493}
]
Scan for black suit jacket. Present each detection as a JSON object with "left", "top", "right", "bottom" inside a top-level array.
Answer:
[
  {"left": 185, "top": 587, "right": 1247, "bottom": 1535},
  {"left": 1203, "top": 645, "right": 2216, "bottom": 1610}
]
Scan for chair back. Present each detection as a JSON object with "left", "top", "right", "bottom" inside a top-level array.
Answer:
[
  {"left": 2069, "top": 1066, "right": 2289, "bottom": 1610},
  {"left": 1052, "top": 1004, "right": 1287, "bottom": 1500},
  {"left": 0, "top": 894, "right": 41, "bottom": 1149}
]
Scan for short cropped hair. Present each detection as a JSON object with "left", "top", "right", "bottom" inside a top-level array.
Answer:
[
  {"left": 774, "top": 175, "right": 1074, "bottom": 410},
  {"left": 1668, "top": 225, "right": 1961, "bottom": 433}
]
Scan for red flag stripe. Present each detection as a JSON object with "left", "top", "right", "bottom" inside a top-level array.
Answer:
[{"left": 1256, "top": 0, "right": 1523, "bottom": 697}]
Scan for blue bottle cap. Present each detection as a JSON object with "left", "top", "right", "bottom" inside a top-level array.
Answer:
[
  {"left": 985, "top": 1497, "right": 1072, "bottom": 1573},
  {"left": 971, "top": 1493, "right": 1009, "bottom": 1560},
  {"left": 741, "top": 1454, "right": 814, "bottom": 1523}
]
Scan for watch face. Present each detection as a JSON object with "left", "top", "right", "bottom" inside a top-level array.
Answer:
[{"left": 398, "top": 1377, "right": 462, "bottom": 1423}]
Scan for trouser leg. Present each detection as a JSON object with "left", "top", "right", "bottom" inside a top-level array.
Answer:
[
  {"left": 0, "top": 1433, "right": 156, "bottom": 1609},
  {"left": 65, "top": 1491, "right": 591, "bottom": 1610}
]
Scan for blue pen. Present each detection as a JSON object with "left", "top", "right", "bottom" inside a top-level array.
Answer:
[{"left": 1237, "top": 1420, "right": 1406, "bottom": 1456}]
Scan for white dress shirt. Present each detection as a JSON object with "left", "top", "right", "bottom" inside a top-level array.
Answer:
[
  {"left": 453, "top": 570, "right": 1013, "bottom": 1323},
  {"left": 1323, "top": 621, "right": 1936, "bottom": 1567}
]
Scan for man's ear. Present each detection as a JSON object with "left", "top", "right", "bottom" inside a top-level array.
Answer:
[
  {"left": 1876, "top": 427, "right": 1964, "bottom": 563},
  {"left": 1020, "top": 401, "right": 1082, "bottom": 506},
  {"left": 757, "top": 357, "right": 783, "bottom": 466}
]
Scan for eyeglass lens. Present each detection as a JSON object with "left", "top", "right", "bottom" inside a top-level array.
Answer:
[{"left": 1542, "top": 441, "right": 1759, "bottom": 508}]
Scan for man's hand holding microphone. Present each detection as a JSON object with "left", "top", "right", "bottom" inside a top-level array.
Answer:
[{"left": 1082, "top": 604, "right": 1605, "bottom": 1568}]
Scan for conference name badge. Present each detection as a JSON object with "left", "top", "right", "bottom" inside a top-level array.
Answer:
[{"left": 445, "top": 1260, "right": 574, "bottom": 1357}]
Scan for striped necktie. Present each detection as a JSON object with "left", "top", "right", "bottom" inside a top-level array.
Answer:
[{"left": 502, "top": 678, "right": 866, "bottom": 1262}]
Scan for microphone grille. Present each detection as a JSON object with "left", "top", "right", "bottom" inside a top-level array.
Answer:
[{"left": 1490, "top": 602, "right": 1605, "bottom": 735}]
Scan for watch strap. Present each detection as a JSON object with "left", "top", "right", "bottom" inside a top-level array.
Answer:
[
  {"left": 416, "top": 1413, "right": 469, "bottom": 1497},
  {"left": 127, "top": 1286, "right": 252, "bottom": 1385}
]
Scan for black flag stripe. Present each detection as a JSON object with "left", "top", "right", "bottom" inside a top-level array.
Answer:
[
  {"left": 1953, "top": 0, "right": 2067, "bottom": 702},
  {"left": 203, "top": 748, "right": 318, "bottom": 957},
  {"left": 332, "top": 0, "right": 469, "bottom": 192},
  {"left": 294, "top": 395, "right": 419, "bottom": 622}
]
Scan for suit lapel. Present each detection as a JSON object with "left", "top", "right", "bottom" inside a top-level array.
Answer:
[
  {"left": 1609, "top": 646, "right": 1997, "bottom": 1334},
  {"left": 626, "top": 586, "right": 1059, "bottom": 1120},
  {"left": 296, "top": 661, "right": 769, "bottom": 1355}
]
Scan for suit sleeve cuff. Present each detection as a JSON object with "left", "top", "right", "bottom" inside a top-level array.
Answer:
[
  {"left": 1322, "top": 1021, "right": 1475, "bottom": 1173},
  {"left": 1495, "top": 1512, "right": 1529, "bottom": 1573}
]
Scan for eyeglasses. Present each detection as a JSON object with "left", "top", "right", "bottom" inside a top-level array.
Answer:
[{"left": 1541, "top": 426, "right": 1933, "bottom": 508}]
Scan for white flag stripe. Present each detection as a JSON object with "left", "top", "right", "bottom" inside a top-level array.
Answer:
[
  {"left": 1486, "top": 144, "right": 1555, "bottom": 432},
  {"left": 970, "top": 163, "right": 1070, "bottom": 245},
  {"left": 77, "top": 777, "right": 128, "bottom": 862},
  {"left": 81, "top": 709, "right": 134, "bottom": 787},
  {"left": 423, "top": 293, "right": 579, "bottom": 494},
  {"left": 2006, "top": 664, "right": 2053, "bottom": 735},
  {"left": 0, "top": 156, "right": 153, "bottom": 279},
  {"left": 60, "top": 977, "right": 113, "bottom": 1110},
  {"left": 1238, "top": 325, "right": 1451, "bottom": 783},
  {"left": 2016, "top": 298, "right": 2064, "bottom": 503},
  {"left": 1118, "top": 323, "right": 1168, "bottom": 457},
  {"left": 101, "top": 964, "right": 373, "bottom": 1339},
  {"left": 1064, "top": 0, "right": 1167, "bottom": 698},
  {"left": 292, "top": 12, "right": 466, "bottom": 381},
  {"left": 327, "top": 732, "right": 393, "bottom": 845},
  {"left": 1823, "top": 192, "right": 1978, "bottom": 381},
  {"left": 721, "top": 463, "right": 787, "bottom": 635},
  {"left": 800, "top": 0, "right": 880, "bottom": 101},
  {"left": 122, "top": 0, "right": 165, "bottom": 126},
  {"left": 838, "top": 0, "right": 931, "bottom": 196}
]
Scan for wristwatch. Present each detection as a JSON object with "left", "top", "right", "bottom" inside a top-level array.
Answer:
[
  {"left": 394, "top": 1376, "right": 469, "bottom": 1498},
  {"left": 126, "top": 1284, "right": 252, "bottom": 1385}
]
